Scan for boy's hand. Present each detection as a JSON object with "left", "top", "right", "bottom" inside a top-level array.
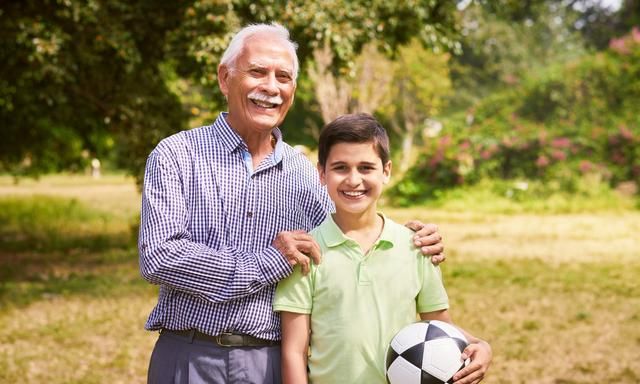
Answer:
[
  {"left": 405, "top": 220, "right": 445, "bottom": 265},
  {"left": 272, "top": 230, "right": 321, "bottom": 275},
  {"left": 452, "top": 339, "right": 492, "bottom": 384}
]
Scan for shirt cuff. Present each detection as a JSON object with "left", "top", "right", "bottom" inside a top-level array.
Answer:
[
  {"left": 259, "top": 246, "right": 294, "bottom": 285},
  {"left": 417, "top": 302, "right": 450, "bottom": 314},
  {"left": 273, "top": 303, "right": 311, "bottom": 314}
]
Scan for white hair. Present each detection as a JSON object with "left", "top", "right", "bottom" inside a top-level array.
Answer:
[{"left": 220, "top": 22, "right": 299, "bottom": 80}]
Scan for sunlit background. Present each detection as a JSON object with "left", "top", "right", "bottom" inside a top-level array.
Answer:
[{"left": 1, "top": 1, "right": 639, "bottom": 383}]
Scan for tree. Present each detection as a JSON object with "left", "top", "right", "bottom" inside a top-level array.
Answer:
[
  {"left": 379, "top": 40, "right": 452, "bottom": 173},
  {"left": 306, "top": 41, "right": 353, "bottom": 124},
  {"left": 0, "top": 0, "right": 202, "bottom": 182},
  {"left": 449, "top": 0, "right": 588, "bottom": 110},
  {"left": 231, "top": 0, "right": 460, "bottom": 71},
  {"left": 186, "top": 0, "right": 462, "bottom": 143},
  {"left": 304, "top": 38, "right": 451, "bottom": 174},
  {"left": 570, "top": 0, "right": 640, "bottom": 49},
  {"left": 1, "top": 0, "right": 460, "bottom": 182}
]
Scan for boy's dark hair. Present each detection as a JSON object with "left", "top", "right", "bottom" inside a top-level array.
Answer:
[{"left": 317, "top": 113, "right": 390, "bottom": 167}]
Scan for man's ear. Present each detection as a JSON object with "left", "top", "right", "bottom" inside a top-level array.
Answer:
[
  {"left": 383, "top": 160, "right": 392, "bottom": 184},
  {"left": 317, "top": 162, "right": 326, "bottom": 186},
  {"left": 290, "top": 81, "right": 297, "bottom": 105},
  {"left": 218, "top": 64, "right": 230, "bottom": 97}
]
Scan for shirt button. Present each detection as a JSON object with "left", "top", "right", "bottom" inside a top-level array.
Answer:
[{"left": 247, "top": 212, "right": 253, "bottom": 217}]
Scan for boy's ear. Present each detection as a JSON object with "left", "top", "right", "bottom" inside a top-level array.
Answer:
[
  {"left": 383, "top": 160, "right": 392, "bottom": 184},
  {"left": 317, "top": 162, "right": 326, "bottom": 185}
]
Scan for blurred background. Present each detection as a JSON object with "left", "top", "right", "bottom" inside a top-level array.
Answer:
[{"left": 0, "top": 0, "right": 639, "bottom": 383}]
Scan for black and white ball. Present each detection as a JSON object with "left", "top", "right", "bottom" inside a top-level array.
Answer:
[{"left": 385, "top": 320, "right": 469, "bottom": 384}]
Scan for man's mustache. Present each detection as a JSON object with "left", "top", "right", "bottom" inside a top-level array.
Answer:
[{"left": 249, "top": 92, "right": 283, "bottom": 105}]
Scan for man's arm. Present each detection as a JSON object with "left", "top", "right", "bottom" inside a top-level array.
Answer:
[
  {"left": 138, "top": 148, "right": 292, "bottom": 303},
  {"left": 405, "top": 220, "right": 445, "bottom": 264},
  {"left": 420, "top": 310, "right": 492, "bottom": 384},
  {"left": 281, "top": 312, "right": 310, "bottom": 384}
]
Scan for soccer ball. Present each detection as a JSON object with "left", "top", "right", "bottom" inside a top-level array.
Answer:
[{"left": 385, "top": 320, "right": 469, "bottom": 384}]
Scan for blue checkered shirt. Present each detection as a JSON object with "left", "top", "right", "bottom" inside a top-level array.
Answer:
[{"left": 139, "top": 113, "right": 333, "bottom": 340}]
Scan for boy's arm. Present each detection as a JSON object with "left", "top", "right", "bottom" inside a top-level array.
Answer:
[
  {"left": 281, "top": 311, "right": 310, "bottom": 384},
  {"left": 420, "top": 310, "right": 492, "bottom": 384}
]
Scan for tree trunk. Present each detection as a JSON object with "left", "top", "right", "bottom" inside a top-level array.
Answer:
[
  {"left": 307, "top": 42, "right": 351, "bottom": 124},
  {"left": 399, "top": 121, "right": 416, "bottom": 174}
]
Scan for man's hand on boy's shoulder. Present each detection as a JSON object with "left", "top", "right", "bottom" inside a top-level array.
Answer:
[
  {"left": 404, "top": 221, "right": 445, "bottom": 265},
  {"left": 272, "top": 230, "right": 321, "bottom": 275}
]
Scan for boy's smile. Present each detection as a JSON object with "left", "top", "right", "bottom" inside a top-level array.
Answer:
[
  {"left": 343, "top": 190, "right": 366, "bottom": 198},
  {"left": 318, "top": 142, "right": 391, "bottom": 216}
]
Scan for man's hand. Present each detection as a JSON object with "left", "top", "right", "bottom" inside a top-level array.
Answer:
[
  {"left": 405, "top": 220, "right": 445, "bottom": 265},
  {"left": 272, "top": 230, "right": 321, "bottom": 275}
]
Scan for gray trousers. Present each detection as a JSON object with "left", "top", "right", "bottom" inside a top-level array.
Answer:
[{"left": 147, "top": 331, "right": 282, "bottom": 384}]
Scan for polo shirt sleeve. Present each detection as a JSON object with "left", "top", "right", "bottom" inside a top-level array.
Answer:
[
  {"left": 273, "top": 264, "right": 314, "bottom": 314},
  {"left": 416, "top": 257, "right": 450, "bottom": 314}
]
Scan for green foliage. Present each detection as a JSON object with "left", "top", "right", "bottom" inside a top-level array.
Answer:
[
  {"left": 449, "top": 1, "right": 587, "bottom": 110},
  {"left": 381, "top": 39, "right": 452, "bottom": 120},
  {"left": 573, "top": 0, "right": 640, "bottom": 50},
  {"left": 1, "top": 0, "right": 460, "bottom": 183},
  {"left": 232, "top": 0, "right": 460, "bottom": 73},
  {"left": 0, "top": 0, "right": 192, "bottom": 182},
  {"left": 165, "top": 0, "right": 233, "bottom": 89},
  {"left": 280, "top": 72, "right": 325, "bottom": 146},
  {"left": 389, "top": 28, "right": 640, "bottom": 205}
]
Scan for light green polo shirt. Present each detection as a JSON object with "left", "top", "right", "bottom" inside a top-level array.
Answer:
[{"left": 273, "top": 214, "right": 449, "bottom": 384}]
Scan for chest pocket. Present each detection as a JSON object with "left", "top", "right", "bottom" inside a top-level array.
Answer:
[{"left": 255, "top": 172, "right": 313, "bottom": 233}]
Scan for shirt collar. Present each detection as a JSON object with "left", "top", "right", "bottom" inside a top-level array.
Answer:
[
  {"left": 319, "top": 213, "right": 395, "bottom": 249},
  {"left": 214, "top": 112, "right": 284, "bottom": 164},
  {"left": 272, "top": 129, "right": 283, "bottom": 164}
]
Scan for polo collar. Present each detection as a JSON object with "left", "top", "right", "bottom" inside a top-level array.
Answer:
[{"left": 319, "top": 213, "right": 395, "bottom": 249}]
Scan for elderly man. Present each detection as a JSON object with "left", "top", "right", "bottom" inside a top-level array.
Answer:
[{"left": 139, "top": 23, "right": 445, "bottom": 384}]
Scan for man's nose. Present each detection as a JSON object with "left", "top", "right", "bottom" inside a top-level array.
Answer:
[{"left": 259, "top": 72, "right": 279, "bottom": 94}]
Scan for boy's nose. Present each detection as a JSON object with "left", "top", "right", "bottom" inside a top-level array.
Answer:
[{"left": 346, "top": 171, "right": 362, "bottom": 186}]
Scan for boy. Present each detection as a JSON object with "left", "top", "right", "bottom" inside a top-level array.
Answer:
[{"left": 273, "top": 113, "right": 492, "bottom": 384}]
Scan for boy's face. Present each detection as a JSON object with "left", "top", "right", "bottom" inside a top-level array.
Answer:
[{"left": 318, "top": 141, "right": 391, "bottom": 216}]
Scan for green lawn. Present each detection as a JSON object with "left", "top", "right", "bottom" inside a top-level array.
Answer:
[{"left": 1, "top": 175, "right": 639, "bottom": 383}]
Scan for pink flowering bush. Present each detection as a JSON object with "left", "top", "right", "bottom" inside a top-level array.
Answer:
[{"left": 389, "top": 28, "right": 640, "bottom": 205}]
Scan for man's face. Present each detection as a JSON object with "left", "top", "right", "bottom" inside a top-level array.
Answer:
[{"left": 218, "top": 34, "right": 296, "bottom": 136}]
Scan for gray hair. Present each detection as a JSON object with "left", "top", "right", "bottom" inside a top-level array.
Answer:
[{"left": 220, "top": 22, "right": 299, "bottom": 80}]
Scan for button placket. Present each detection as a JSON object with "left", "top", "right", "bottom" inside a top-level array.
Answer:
[{"left": 357, "top": 241, "right": 379, "bottom": 285}]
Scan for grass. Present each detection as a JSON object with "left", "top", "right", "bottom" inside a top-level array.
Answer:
[
  {"left": 386, "top": 177, "right": 640, "bottom": 214},
  {"left": 0, "top": 174, "right": 639, "bottom": 383}
]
